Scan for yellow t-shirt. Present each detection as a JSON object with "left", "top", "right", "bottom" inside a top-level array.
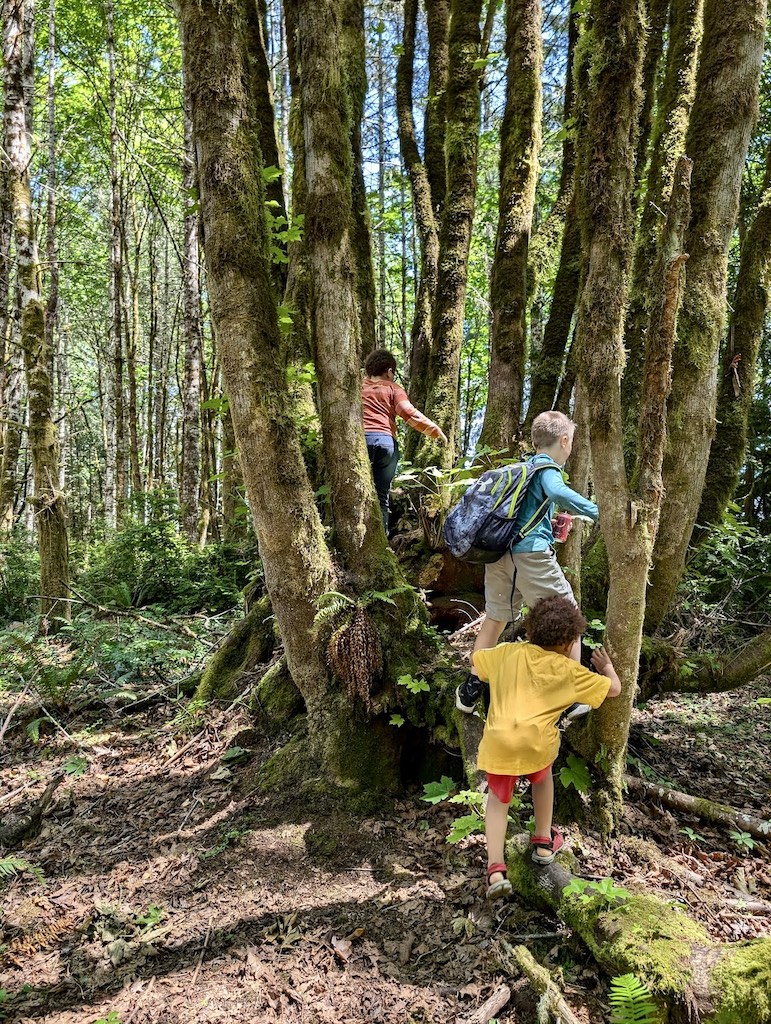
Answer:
[{"left": 474, "top": 642, "right": 611, "bottom": 775}]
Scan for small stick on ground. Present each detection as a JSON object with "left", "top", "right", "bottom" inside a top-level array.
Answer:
[
  {"left": 191, "top": 915, "right": 214, "bottom": 986},
  {"left": 457, "top": 983, "right": 511, "bottom": 1024},
  {"left": 0, "top": 683, "right": 30, "bottom": 746},
  {"left": 497, "top": 940, "right": 582, "bottom": 1024}
]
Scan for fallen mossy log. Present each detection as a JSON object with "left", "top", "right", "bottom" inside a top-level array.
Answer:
[
  {"left": 504, "top": 834, "right": 771, "bottom": 1023},
  {"left": 624, "top": 774, "right": 771, "bottom": 841},
  {"left": 639, "top": 629, "right": 771, "bottom": 700}
]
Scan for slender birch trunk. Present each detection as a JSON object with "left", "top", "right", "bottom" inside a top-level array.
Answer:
[
  {"left": 180, "top": 87, "right": 203, "bottom": 543},
  {"left": 3, "top": 0, "right": 70, "bottom": 628},
  {"left": 106, "top": 0, "right": 126, "bottom": 525}
]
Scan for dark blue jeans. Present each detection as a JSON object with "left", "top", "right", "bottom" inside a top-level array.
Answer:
[{"left": 366, "top": 431, "right": 400, "bottom": 532}]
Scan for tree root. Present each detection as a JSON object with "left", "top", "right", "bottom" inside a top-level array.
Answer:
[
  {"left": 639, "top": 629, "right": 771, "bottom": 699},
  {"left": 0, "top": 773, "right": 64, "bottom": 849},
  {"left": 624, "top": 774, "right": 771, "bottom": 841},
  {"left": 504, "top": 834, "right": 771, "bottom": 1022},
  {"left": 497, "top": 940, "right": 582, "bottom": 1024},
  {"left": 457, "top": 982, "right": 511, "bottom": 1024}
]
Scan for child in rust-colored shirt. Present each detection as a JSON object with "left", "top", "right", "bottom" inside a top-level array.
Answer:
[{"left": 362, "top": 348, "right": 447, "bottom": 531}]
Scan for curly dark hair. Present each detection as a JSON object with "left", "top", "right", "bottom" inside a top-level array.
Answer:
[
  {"left": 524, "top": 595, "right": 586, "bottom": 648},
  {"left": 364, "top": 348, "right": 398, "bottom": 377}
]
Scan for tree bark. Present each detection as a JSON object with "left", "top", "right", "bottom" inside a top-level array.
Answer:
[
  {"left": 176, "top": 0, "right": 425, "bottom": 791},
  {"left": 646, "top": 0, "right": 768, "bottom": 631},
  {"left": 3, "top": 0, "right": 70, "bottom": 628},
  {"left": 106, "top": 0, "right": 126, "bottom": 526},
  {"left": 622, "top": 0, "right": 703, "bottom": 462},
  {"left": 572, "top": 0, "right": 679, "bottom": 831},
  {"left": 296, "top": 0, "right": 388, "bottom": 575},
  {"left": 638, "top": 626, "right": 771, "bottom": 700},
  {"left": 695, "top": 139, "right": 771, "bottom": 539},
  {"left": 396, "top": 0, "right": 441, "bottom": 439},
  {"left": 478, "top": 0, "right": 542, "bottom": 451},
  {"left": 180, "top": 86, "right": 203, "bottom": 543},
  {"left": 418, "top": 0, "right": 483, "bottom": 468}
]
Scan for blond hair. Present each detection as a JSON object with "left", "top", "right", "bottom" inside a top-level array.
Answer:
[{"left": 531, "top": 410, "right": 575, "bottom": 450}]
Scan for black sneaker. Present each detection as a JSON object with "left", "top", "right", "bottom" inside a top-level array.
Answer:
[
  {"left": 558, "top": 702, "right": 592, "bottom": 727},
  {"left": 455, "top": 674, "right": 483, "bottom": 714}
]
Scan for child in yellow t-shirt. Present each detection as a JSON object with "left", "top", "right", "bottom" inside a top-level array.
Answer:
[{"left": 472, "top": 595, "right": 621, "bottom": 899}]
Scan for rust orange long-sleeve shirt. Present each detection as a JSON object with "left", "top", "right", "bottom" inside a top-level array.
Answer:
[{"left": 362, "top": 377, "right": 443, "bottom": 440}]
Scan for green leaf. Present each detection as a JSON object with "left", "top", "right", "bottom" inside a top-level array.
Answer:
[
  {"left": 397, "top": 673, "right": 430, "bottom": 694},
  {"left": 559, "top": 753, "right": 591, "bottom": 793},
  {"left": 221, "top": 745, "right": 250, "bottom": 764},
  {"left": 26, "top": 718, "right": 43, "bottom": 743},
  {"left": 63, "top": 755, "right": 88, "bottom": 777},
  {"left": 421, "top": 775, "right": 455, "bottom": 804},
  {"left": 261, "top": 164, "right": 282, "bottom": 183},
  {"left": 389, "top": 714, "right": 405, "bottom": 728},
  {"left": 446, "top": 813, "right": 482, "bottom": 844}
]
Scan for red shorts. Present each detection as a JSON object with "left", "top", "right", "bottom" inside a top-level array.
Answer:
[{"left": 487, "top": 765, "right": 552, "bottom": 804}]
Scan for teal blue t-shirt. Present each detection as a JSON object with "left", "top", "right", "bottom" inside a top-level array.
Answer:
[{"left": 511, "top": 453, "right": 599, "bottom": 553}]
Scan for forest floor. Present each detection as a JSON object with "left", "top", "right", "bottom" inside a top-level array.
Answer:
[{"left": 1, "top": 653, "right": 770, "bottom": 1024}]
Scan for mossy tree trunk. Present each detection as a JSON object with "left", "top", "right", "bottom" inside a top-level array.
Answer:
[
  {"left": 695, "top": 139, "right": 771, "bottom": 539},
  {"left": 0, "top": 164, "right": 24, "bottom": 536},
  {"left": 396, "top": 0, "right": 446, "bottom": 458},
  {"left": 645, "top": 0, "right": 768, "bottom": 632},
  {"left": 523, "top": 8, "right": 584, "bottom": 431},
  {"left": 417, "top": 0, "right": 483, "bottom": 468},
  {"left": 622, "top": 0, "right": 703, "bottom": 462},
  {"left": 573, "top": 0, "right": 690, "bottom": 831},
  {"left": 295, "top": 0, "right": 390, "bottom": 576},
  {"left": 3, "top": 0, "right": 70, "bottom": 630},
  {"left": 176, "top": 0, "right": 436, "bottom": 791},
  {"left": 477, "top": 0, "right": 542, "bottom": 451}
]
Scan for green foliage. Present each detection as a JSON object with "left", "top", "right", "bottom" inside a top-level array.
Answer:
[
  {"left": 729, "top": 830, "right": 756, "bottom": 852},
  {"left": 221, "top": 745, "right": 251, "bottom": 765},
  {"left": 679, "top": 827, "right": 706, "bottom": 844},
  {"left": 422, "top": 776, "right": 456, "bottom": 804},
  {"left": 679, "top": 510, "right": 771, "bottom": 646},
  {"left": 201, "top": 825, "right": 252, "bottom": 861},
  {"left": 446, "top": 813, "right": 483, "bottom": 845},
  {"left": 135, "top": 904, "right": 164, "bottom": 932},
  {"left": 78, "top": 491, "right": 255, "bottom": 614},
  {"left": 397, "top": 673, "right": 430, "bottom": 695},
  {"left": 563, "top": 877, "right": 632, "bottom": 907},
  {"left": 0, "top": 856, "right": 44, "bottom": 886},
  {"left": 608, "top": 974, "right": 661, "bottom": 1024},
  {"left": 389, "top": 714, "right": 405, "bottom": 727},
  {"left": 63, "top": 755, "right": 88, "bottom": 777},
  {"left": 0, "top": 606, "right": 218, "bottom": 705},
  {"left": 0, "top": 533, "right": 39, "bottom": 624},
  {"left": 558, "top": 753, "right": 591, "bottom": 793},
  {"left": 93, "top": 1012, "right": 122, "bottom": 1024},
  {"left": 583, "top": 618, "right": 606, "bottom": 650}
]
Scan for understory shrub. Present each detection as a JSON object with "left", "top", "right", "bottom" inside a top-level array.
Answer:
[
  {"left": 0, "top": 531, "right": 40, "bottom": 624},
  {"left": 77, "top": 491, "right": 259, "bottom": 613}
]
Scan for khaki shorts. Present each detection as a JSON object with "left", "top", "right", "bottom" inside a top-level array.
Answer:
[{"left": 483, "top": 549, "right": 576, "bottom": 624}]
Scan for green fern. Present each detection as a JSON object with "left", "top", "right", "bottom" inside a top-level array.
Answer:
[
  {"left": 0, "top": 856, "right": 45, "bottom": 886},
  {"left": 609, "top": 974, "right": 660, "bottom": 1024},
  {"left": 362, "top": 584, "right": 416, "bottom": 608}
]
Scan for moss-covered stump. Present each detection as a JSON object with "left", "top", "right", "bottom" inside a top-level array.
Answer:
[
  {"left": 504, "top": 834, "right": 771, "bottom": 1022},
  {"left": 195, "top": 595, "right": 277, "bottom": 703}
]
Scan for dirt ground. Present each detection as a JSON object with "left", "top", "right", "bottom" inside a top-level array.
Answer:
[{"left": 1, "top": 668, "right": 770, "bottom": 1024}]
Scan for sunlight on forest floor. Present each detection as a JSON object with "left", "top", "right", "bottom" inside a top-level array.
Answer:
[{"left": 0, "top": 677, "right": 769, "bottom": 1023}]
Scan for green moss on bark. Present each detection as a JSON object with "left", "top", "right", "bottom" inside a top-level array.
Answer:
[
  {"left": 195, "top": 595, "right": 276, "bottom": 703},
  {"left": 709, "top": 942, "right": 771, "bottom": 1023}
]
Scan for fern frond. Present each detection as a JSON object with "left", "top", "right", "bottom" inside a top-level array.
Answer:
[
  {"left": 609, "top": 974, "right": 660, "bottom": 1024},
  {"left": 312, "top": 599, "right": 352, "bottom": 630},
  {"left": 0, "top": 856, "right": 45, "bottom": 886},
  {"left": 362, "top": 585, "right": 415, "bottom": 607},
  {"left": 315, "top": 591, "right": 355, "bottom": 609}
]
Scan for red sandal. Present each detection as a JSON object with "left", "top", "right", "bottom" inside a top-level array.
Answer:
[
  {"left": 530, "top": 827, "right": 564, "bottom": 865},
  {"left": 485, "top": 862, "right": 513, "bottom": 900}
]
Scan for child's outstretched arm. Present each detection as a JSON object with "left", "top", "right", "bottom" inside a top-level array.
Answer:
[{"left": 591, "top": 646, "right": 621, "bottom": 698}]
